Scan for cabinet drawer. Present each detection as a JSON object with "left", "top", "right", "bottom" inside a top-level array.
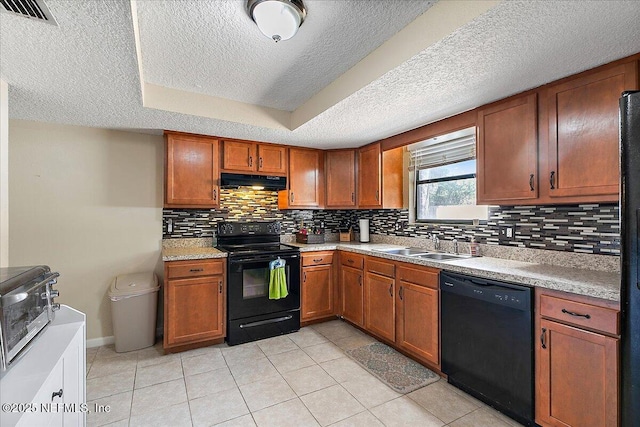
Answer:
[
  {"left": 341, "top": 252, "right": 364, "bottom": 269},
  {"left": 397, "top": 265, "right": 439, "bottom": 289},
  {"left": 540, "top": 294, "right": 619, "bottom": 336},
  {"left": 302, "top": 252, "right": 334, "bottom": 266},
  {"left": 166, "top": 260, "right": 224, "bottom": 279},
  {"left": 366, "top": 258, "right": 395, "bottom": 278}
]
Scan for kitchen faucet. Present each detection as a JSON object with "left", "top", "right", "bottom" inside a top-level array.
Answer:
[{"left": 432, "top": 235, "right": 440, "bottom": 251}]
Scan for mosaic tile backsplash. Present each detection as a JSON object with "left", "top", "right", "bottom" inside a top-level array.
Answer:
[{"left": 163, "top": 190, "right": 620, "bottom": 256}]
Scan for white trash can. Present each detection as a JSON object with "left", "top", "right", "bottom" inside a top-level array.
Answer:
[{"left": 109, "top": 272, "right": 159, "bottom": 353}]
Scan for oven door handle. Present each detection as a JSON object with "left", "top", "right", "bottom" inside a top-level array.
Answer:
[
  {"left": 239, "top": 315, "right": 294, "bottom": 329},
  {"left": 230, "top": 254, "right": 299, "bottom": 264}
]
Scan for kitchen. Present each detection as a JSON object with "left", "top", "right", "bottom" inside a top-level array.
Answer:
[{"left": 0, "top": 1, "right": 639, "bottom": 427}]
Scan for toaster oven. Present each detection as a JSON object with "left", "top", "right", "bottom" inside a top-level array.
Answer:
[{"left": 0, "top": 266, "right": 60, "bottom": 370}]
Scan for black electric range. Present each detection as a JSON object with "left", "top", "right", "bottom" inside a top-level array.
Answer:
[{"left": 216, "top": 221, "right": 300, "bottom": 345}]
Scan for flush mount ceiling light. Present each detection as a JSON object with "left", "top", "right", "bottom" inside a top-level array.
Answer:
[{"left": 247, "top": 0, "right": 307, "bottom": 43}]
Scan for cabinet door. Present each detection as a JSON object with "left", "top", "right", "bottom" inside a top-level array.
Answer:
[
  {"left": 477, "top": 94, "right": 538, "bottom": 204},
  {"left": 341, "top": 265, "right": 363, "bottom": 327},
  {"left": 396, "top": 281, "right": 439, "bottom": 365},
  {"left": 258, "top": 145, "right": 287, "bottom": 174},
  {"left": 62, "top": 328, "right": 84, "bottom": 427},
  {"left": 537, "top": 319, "right": 618, "bottom": 427},
  {"left": 18, "top": 358, "right": 64, "bottom": 427},
  {"left": 288, "top": 148, "right": 324, "bottom": 208},
  {"left": 165, "top": 275, "right": 225, "bottom": 346},
  {"left": 165, "top": 134, "right": 219, "bottom": 207},
  {"left": 364, "top": 272, "right": 395, "bottom": 342},
  {"left": 547, "top": 62, "right": 637, "bottom": 200},
  {"left": 326, "top": 150, "right": 356, "bottom": 208},
  {"left": 358, "top": 143, "right": 382, "bottom": 208},
  {"left": 223, "top": 141, "right": 256, "bottom": 171},
  {"left": 302, "top": 265, "right": 334, "bottom": 321}
]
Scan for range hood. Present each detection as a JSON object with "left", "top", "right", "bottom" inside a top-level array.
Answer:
[{"left": 220, "top": 173, "right": 287, "bottom": 191}]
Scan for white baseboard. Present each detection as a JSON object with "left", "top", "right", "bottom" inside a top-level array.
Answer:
[{"left": 86, "top": 336, "right": 115, "bottom": 348}]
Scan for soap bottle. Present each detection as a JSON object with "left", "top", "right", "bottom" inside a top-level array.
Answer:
[{"left": 470, "top": 236, "right": 479, "bottom": 257}]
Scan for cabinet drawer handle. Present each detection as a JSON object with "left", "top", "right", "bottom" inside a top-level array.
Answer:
[
  {"left": 529, "top": 174, "right": 534, "bottom": 191},
  {"left": 249, "top": 156, "right": 253, "bottom": 167},
  {"left": 358, "top": 275, "right": 362, "bottom": 286},
  {"left": 303, "top": 272, "right": 307, "bottom": 282},
  {"left": 550, "top": 171, "right": 555, "bottom": 190},
  {"left": 561, "top": 308, "right": 591, "bottom": 319},
  {"left": 313, "top": 258, "right": 323, "bottom": 263},
  {"left": 213, "top": 188, "right": 217, "bottom": 201},
  {"left": 190, "top": 268, "right": 204, "bottom": 272},
  {"left": 52, "top": 389, "right": 63, "bottom": 401},
  {"left": 219, "top": 280, "right": 223, "bottom": 294},
  {"left": 291, "top": 192, "right": 294, "bottom": 203},
  {"left": 388, "top": 283, "right": 393, "bottom": 297},
  {"left": 351, "top": 192, "right": 354, "bottom": 202},
  {"left": 540, "top": 328, "right": 547, "bottom": 349},
  {"left": 399, "top": 286, "right": 403, "bottom": 300},
  {"left": 259, "top": 157, "right": 263, "bottom": 169},
  {"left": 347, "top": 259, "right": 354, "bottom": 264}
]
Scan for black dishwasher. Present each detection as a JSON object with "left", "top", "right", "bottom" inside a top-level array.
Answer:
[{"left": 440, "top": 271, "right": 534, "bottom": 426}]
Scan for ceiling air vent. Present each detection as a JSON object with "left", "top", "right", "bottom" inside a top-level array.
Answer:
[{"left": 0, "top": 0, "right": 57, "bottom": 25}]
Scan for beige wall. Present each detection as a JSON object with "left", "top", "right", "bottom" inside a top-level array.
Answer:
[
  {"left": 8, "top": 120, "right": 164, "bottom": 341},
  {"left": 0, "top": 81, "right": 9, "bottom": 267}
]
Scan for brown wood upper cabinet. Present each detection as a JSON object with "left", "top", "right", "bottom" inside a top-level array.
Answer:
[
  {"left": 279, "top": 148, "right": 325, "bottom": 209},
  {"left": 545, "top": 61, "right": 638, "bottom": 201},
  {"left": 358, "top": 143, "right": 404, "bottom": 209},
  {"left": 326, "top": 149, "right": 356, "bottom": 208},
  {"left": 477, "top": 59, "right": 639, "bottom": 205},
  {"left": 165, "top": 132, "right": 220, "bottom": 208},
  {"left": 222, "top": 140, "right": 287, "bottom": 175},
  {"left": 476, "top": 94, "right": 539, "bottom": 204}
]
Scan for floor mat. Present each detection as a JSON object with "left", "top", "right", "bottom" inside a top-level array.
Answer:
[{"left": 345, "top": 342, "right": 440, "bottom": 393}]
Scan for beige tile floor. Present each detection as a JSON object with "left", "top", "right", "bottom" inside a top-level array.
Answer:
[{"left": 86, "top": 320, "right": 524, "bottom": 427}]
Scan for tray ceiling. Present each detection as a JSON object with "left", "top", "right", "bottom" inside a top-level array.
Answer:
[{"left": 1, "top": 0, "right": 640, "bottom": 148}]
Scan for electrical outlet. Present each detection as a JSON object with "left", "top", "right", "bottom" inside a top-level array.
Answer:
[{"left": 499, "top": 225, "right": 515, "bottom": 240}]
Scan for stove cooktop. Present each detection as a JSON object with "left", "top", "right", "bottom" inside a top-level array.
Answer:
[{"left": 216, "top": 243, "right": 298, "bottom": 255}]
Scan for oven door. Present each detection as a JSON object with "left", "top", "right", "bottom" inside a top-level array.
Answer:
[{"left": 227, "top": 253, "right": 300, "bottom": 320}]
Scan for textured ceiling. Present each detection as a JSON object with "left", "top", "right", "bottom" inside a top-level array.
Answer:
[
  {"left": 136, "top": 0, "right": 435, "bottom": 111},
  {"left": 1, "top": 1, "right": 640, "bottom": 149}
]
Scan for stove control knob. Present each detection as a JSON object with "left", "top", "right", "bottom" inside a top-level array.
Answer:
[
  {"left": 51, "top": 303, "right": 61, "bottom": 311},
  {"left": 50, "top": 290, "right": 60, "bottom": 298}
]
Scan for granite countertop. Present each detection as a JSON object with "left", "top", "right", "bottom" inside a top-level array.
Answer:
[
  {"left": 162, "top": 246, "right": 227, "bottom": 261},
  {"left": 162, "top": 240, "right": 620, "bottom": 302},
  {"left": 289, "top": 242, "right": 621, "bottom": 302}
]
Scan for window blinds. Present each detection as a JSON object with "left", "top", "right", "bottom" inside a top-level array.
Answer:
[{"left": 408, "top": 132, "right": 476, "bottom": 170}]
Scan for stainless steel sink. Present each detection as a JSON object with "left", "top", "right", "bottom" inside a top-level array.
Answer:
[
  {"left": 417, "top": 253, "right": 472, "bottom": 261},
  {"left": 372, "top": 247, "right": 430, "bottom": 256}
]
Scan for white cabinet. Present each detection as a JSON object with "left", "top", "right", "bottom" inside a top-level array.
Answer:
[{"left": 1, "top": 306, "right": 86, "bottom": 427}]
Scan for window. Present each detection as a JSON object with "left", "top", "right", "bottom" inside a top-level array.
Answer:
[{"left": 409, "top": 128, "right": 488, "bottom": 222}]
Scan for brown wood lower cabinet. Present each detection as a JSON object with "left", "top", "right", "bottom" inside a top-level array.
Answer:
[
  {"left": 340, "top": 253, "right": 364, "bottom": 327},
  {"left": 164, "top": 259, "right": 226, "bottom": 351},
  {"left": 396, "top": 264, "right": 440, "bottom": 366},
  {"left": 301, "top": 251, "right": 335, "bottom": 322},
  {"left": 364, "top": 259, "right": 396, "bottom": 342},
  {"left": 340, "top": 255, "right": 441, "bottom": 370},
  {"left": 535, "top": 289, "right": 620, "bottom": 427}
]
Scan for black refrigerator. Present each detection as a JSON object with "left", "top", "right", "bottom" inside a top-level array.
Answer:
[{"left": 620, "top": 90, "right": 640, "bottom": 427}]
